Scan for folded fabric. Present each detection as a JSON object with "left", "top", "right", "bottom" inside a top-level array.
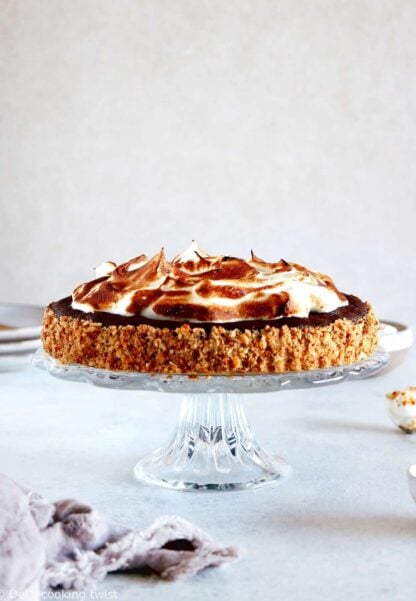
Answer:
[{"left": 0, "top": 474, "right": 240, "bottom": 597}]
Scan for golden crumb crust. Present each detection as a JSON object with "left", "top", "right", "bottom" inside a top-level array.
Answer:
[{"left": 41, "top": 303, "right": 378, "bottom": 374}]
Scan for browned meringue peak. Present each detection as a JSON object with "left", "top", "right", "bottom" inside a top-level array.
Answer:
[{"left": 71, "top": 242, "right": 348, "bottom": 322}]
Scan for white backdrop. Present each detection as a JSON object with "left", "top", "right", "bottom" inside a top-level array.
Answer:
[{"left": 1, "top": 1, "right": 415, "bottom": 327}]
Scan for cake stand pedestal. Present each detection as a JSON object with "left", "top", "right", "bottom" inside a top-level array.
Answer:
[{"left": 33, "top": 348, "right": 388, "bottom": 492}]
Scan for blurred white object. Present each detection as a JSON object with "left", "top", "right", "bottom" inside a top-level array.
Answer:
[
  {"left": 0, "top": 303, "right": 43, "bottom": 341},
  {"left": 0, "top": 303, "right": 43, "bottom": 370},
  {"left": 407, "top": 465, "right": 416, "bottom": 503},
  {"left": 378, "top": 320, "right": 413, "bottom": 372},
  {"left": 386, "top": 387, "right": 416, "bottom": 433},
  {"left": 0, "top": 339, "right": 41, "bottom": 355}
]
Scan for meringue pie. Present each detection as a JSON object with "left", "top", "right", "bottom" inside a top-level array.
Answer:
[{"left": 42, "top": 243, "right": 378, "bottom": 374}]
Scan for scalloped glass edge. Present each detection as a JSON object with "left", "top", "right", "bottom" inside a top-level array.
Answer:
[{"left": 32, "top": 347, "right": 389, "bottom": 394}]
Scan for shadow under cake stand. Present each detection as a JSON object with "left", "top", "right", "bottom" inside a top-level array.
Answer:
[{"left": 33, "top": 348, "right": 389, "bottom": 492}]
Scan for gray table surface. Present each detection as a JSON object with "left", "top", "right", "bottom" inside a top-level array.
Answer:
[{"left": 1, "top": 350, "right": 416, "bottom": 601}]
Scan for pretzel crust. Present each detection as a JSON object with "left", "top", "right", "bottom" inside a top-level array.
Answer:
[{"left": 41, "top": 303, "right": 378, "bottom": 374}]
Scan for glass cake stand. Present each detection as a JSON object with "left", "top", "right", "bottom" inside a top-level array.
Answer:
[{"left": 32, "top": 348, "right": 389, "bottom": 492}]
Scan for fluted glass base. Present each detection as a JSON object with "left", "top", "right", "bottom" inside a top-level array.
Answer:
[
  {"left": 133, "top": 393, "right": 291, "bottom": 491},
  {"left": 33, "top": 348, "right": 389, "bottom": 492}
]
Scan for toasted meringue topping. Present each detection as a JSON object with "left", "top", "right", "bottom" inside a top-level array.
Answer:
[
  {"left": 386, "top": 387, "right": 416, "bottom": 432},
  {"left": 71, "top": 242, "right": 348, "bottom": 322},
  {"left": 95, "top": 261, "right": 117, "bottom": 278}
]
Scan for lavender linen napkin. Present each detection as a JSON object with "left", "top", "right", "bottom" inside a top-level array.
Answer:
[{"left": 0, "top": 474, "right": 240, "bottom": 596}]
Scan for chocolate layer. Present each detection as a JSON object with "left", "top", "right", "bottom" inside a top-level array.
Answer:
[{"left": 49, "top": 294, "right": 368, "bottom": 332}]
